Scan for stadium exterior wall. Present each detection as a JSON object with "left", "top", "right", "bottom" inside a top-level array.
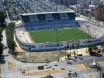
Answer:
[{"left": 15, "top": 34, "right": 104, "bottom": 52}]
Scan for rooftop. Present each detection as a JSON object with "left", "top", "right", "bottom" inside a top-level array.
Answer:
[{"left": 21, "top": 10, "right": 75, "bottom": 16}]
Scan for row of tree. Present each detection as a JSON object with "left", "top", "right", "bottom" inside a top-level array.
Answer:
[
  {"left": 6, "top": 22, "right": 15, "bottom": 50},
  {"left": 0, "top": 28, "right": 4, "bottom": 55},
  {"left": 87, "top": 44, "right": 104, "bottom": 56},
  {"left": 0, "top": 11, "right": 6, "bottom": 56},
  {"left": 42, "top": 71, "right": 78, "bottom": 78},
  {"left": 63, "top": 42, "right": 79, "bottom": 59},
  {"left": 0, "top": 11, "right": 6, "bottom": 27},
  {"left": 64, "top": 42, "right": 104, "bottom": 59},
  {"left": 42, "top": 74, "right": 54, "bottom": 78}
]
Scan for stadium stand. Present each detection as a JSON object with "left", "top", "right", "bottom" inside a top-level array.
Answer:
[
  {"left": 15, "top": 27, "right": 32, "bottom": 43},
  {"left": 21, "top": 11, "right": 79, "bottom": 31},
  {"left": 80, "top": 22, "right": 104, "bottom": 38}
]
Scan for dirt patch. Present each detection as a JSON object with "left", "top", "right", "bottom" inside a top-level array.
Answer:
[
  {"left": 8, "top": 61, "right": 16, "bottom": 70},
  {"left": 15, "top": 51, "right": 64, "bottom": 63},
  {"left": 67, "top": 48, "right": 88, "bottom": 56},
  {"left": 14, "top": 35, "right": 25, "bottom": 52},
  {"left": 71, "top": 64, "right": 88, "bottom": 70},
  {"left": 23, "top": 69, "right": 64, "bottom": 76},
  {"left": 15, "top": 47, "right": 25, "bottom": 52},
  {"left": 98, "top": 61, "right": 104, "bottom": 67},
  {"left": 86, "top": 72, "right": 97, "bottom": 78},
  {"left": 18, "top": 66, "right": 34, "bottom": 70}
]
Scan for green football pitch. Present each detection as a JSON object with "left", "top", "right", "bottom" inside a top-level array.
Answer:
[{"left": 29, "top": 28, "right": 92, "bottom": 43}]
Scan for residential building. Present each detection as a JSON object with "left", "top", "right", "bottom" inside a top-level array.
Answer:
[{"left": 94, "top": 3, "right": 104, "bottom": 21}]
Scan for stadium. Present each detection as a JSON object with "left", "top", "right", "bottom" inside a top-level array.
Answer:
[{"left": 15, "top": 11, "right": 104, "bottom": 52}]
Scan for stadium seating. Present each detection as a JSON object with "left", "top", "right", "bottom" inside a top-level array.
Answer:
[
  {"left": 67, "top": 13, "right": 75, "bottom": 19},
  {"left": 21, "top": 12, "right": 79, "bottom": 31},
  {"left": 80, "top": 22, "right": 104, "bottom": 38},
  {"left": 21, "top": 16, "right": 30, "bottom": 22},
  {"left": 37, "top": 14, "right": 46, "bottom": 21},
  {"left": 52, "top": 13, "right": 61, "bottom": 20},
  {"left": 15, "top": 27, "right": 32, "bottom": 43},
  {"left": 24, "top": 19, "right": 79, "bottom": 31}
]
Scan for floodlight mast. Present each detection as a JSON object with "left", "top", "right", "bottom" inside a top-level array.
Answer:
[{"left": 55, "top": 28, "right": 59, "bottom": 48}]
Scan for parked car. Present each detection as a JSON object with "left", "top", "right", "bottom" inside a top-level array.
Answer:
[
  {"left": 37, "top": 66, "right": 44, "bottom": 70},
  {"left": 77, "top": 54, "right": 83, "bottom": 56},
  {"left": 67, "top": 60, "right": 72, "bottom": 64},
  {"left": 68, "top": 58, "right": 72, "bottom": 60},
  {"left": 22, "top": 70, "right": 26, "bottom": 73},
  {"left": 45, "top": 64, "right": 47, "bottom": 66},
  {"left": 54, "top": 64, "right": 58, "bottom": 66},
  {"left": 91, "top": 53, "right": 102, "bottom": 57},
  {"left": 61, "top": 68, "right": 65, "bottom": 70}
]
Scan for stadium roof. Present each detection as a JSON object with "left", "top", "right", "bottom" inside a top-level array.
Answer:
[{"left": 21, "top": 10, "right": 75, "bottom": 16}]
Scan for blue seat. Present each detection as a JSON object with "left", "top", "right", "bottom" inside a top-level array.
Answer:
[{"left": 24, "top": 19, "right": 78, "bottom": 31}]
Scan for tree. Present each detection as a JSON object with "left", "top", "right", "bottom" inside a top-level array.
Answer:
[
  {"left": 67, "top": 54, "right": 71, "bottom": 59},
  {"left": 63, "top": 46, "right": 67, "bottom": 60},
  {"left": 76, "top": 42, "right": 79, "bottom": 55},
  {"left": 101, "top": 44, "right": 104, "bottom": 55},
  {"left": 42, "top": 74, "right": 54, "bottom": 78},
  {"left": 102, "top": 73, "right": 104, "bottom": 78},
  {"left": 98, "top": 49, "right": 101, "bottom": 53},
  {"left": 67, "top": 70, "right": 72, "bottom": 78},
  {"left": 87, "top": 44, "right": 98, "bottom": 51},
  {"left": 73, "top": 50, "right": 76, "bottom": 57},
  {"left": 92, "top": 45, "right": 98, "bottom": 51},
  {"left": 6, "top": 22, "right": 15, "bottom": 51},
  {"left": 87, "top": 44, "right": 94, "bottom": 48},
  {"left": 0, "top": 11, "right": 6, "bottom": 27},
  {"left": 74, "top": 72, "right": 78, "bottom": 78},
  {"left": 0, "top": 11, "right": 5, "bottom": 56},
  {"left": 0, "top": 42, "right": 3, "bottom": 55},
  {"left": 102, "top": 48, "right": 104, "bottom": 55},
  {"left": 87, "top": 44, "right": 93, "bottom": 55}
]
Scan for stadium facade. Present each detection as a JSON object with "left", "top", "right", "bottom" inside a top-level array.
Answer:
[{"left": 15, "top": 11, "right": 104, "bottom": 52}]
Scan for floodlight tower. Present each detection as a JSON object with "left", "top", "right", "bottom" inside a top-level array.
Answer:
[
  {"left": 86, "top": 25, "right": 91, "bottom": 43},
  {"left": 55, "top": 28, "right": 59, "bottom": 47}
]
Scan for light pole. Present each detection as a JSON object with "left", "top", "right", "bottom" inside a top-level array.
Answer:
[
  {"left": 55, "top": 29, "right": 59, "bottom": 46},
  {"left": 64, "top": 46, "right": 67, "bottom": 60},
  {"left": 55, "top": 28, "right": 61, "bottom": 58},
  {"left": 86, "top": 25, "right": 90, "bottom": 43},
  {"left": 76, "top": 41, "right": 79, "bottom": 55}
]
